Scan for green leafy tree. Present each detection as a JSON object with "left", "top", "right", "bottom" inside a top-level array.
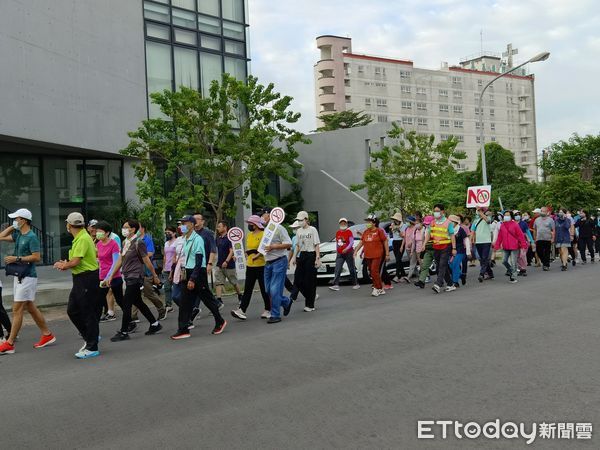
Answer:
[
  {"left": 540, "top": 133, "right": 600, "bottom": 185},
  {"left": 121, "top": 74, "right": 307, "bottom": 224},
  {"left": 351, "top": 123, "right": 466, "bottom": 215},
  {"left": 315, "top": 109, "right": 373, "bottom": 132},
  {"left": 537, "top": 174, "right": 600, "bottom": 210}
]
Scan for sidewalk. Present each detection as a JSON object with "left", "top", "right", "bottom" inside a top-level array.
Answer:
[{"left": 1, "top": 266, "right": 72, "bottom": 310}]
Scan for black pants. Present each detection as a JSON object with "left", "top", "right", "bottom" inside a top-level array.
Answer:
[
  {"left": 239, "top": 266, "right": 270, "bottom": 312},
  {"left": 476, "top": 243, "right": 494, "bottom": 277},
  {"left": 536, "top": 240, "right": 552, "bottom": 268},
  {"left": 99, "top": 278, "right": 123, "bottom": 319},
  {"left": 295, "top": 252, "right": 317, "bottom": 308},
  {"left": 178, "top": 268, "right": 224, "bottom": 333},
  {"left": 578, "top": 237, "right": 595, "bottom": 262},
  {"left": 380, "top": 255, "right": 392, "bottom": 285},
  {"left": 67, "top": 270, "right": 102, "bottom": 351},
  {"left": 434, "top": 247, "right": 452, "bottom": 287},
  {"left": 0, "top": 287, "right": 12, "bottom": 337},
  {"left": 392, "top": 240, "right": 406, "bottom": 277},
  {"left": 121, "top": 278, "right": 156, "bottom": 333}
]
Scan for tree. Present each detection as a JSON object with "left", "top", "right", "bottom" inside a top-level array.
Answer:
[
  {"left": 315, "top": 109, "right": 373, "bottom": 132},
  {"left": 121, "top": 74, "right": 307, "bottom": 224},
  {"left": 351, "top": 123, "right": 466, "bottom": 216},
  {"left": 540, "top": 133, "right": 600, "bottom": 186},
  {"left": 537, "top": 174, "right": 600, "bottom": 210}
]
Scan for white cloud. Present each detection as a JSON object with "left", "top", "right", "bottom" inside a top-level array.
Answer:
[{"left": 248, "top": 0, "right": 600, "bottom": 147}]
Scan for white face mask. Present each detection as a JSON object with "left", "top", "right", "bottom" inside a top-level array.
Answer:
[
  {"left": 503, "top": 216, "right": 511, "bottom": 222},
  {"left": 433, "top": 212, "right": 441, "bottom": 219},
  {"left": 122, "top": 228, "right": 130, "bottom": 238},
  {"left": 339, "top": 225, "right": 347, "bottom": 230},
  {"left": 13, "top": 219, "right": 21, "bottom": 230}
]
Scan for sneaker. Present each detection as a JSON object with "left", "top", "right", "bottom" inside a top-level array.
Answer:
[
  {"left": 283, "top": 299, "right": 293, "bottom": 317},
  {"left": 445, "top": 285, "right": 457, "bottom": 292},
  {"left": 166, "top": 306, "right": 174, "bottom": 313},
  {"left": 329, "top": 285, "right": 340, "bottom": 291},
  {"left": 267, "top": 317, "right": 281, "bottom": 324},
  {"left": 158, "top": 309, "right": 168, "bottom": 321},
  {"left": 78, "top": 342, "right": 86, "bottom": 353},
  {"left": 132, "top": 318, "right": 140, "bottom": 323},
  {"left": 231, "top": 308, "right": 247, "bottom": 320},
  {"left": 211, "top": 320, "right": 227, "bottom": 335},
  {"left": 187, "top": 323, "right": 195, "bottom": 330},
  {"left": 371, "top": 288, "right": 380, "bottom": 297},
  {"left": 379, "top": 289, "right": 386, "bottom": 295},
  {"left": 432, "top": 284, "right": 441, "bottom": 294},
  {"left": 145, "top": 323, "right": 163, "bottom": 335},
  {"left": 75, "top": 349, "right": 100, "bottom": 359},
  {"left": 572, "top": 260, "right": 576, "bottom": 267},
  {"left": 425, "top": 276, "right": 431, "bottom": 283},
  {"left": 128, "top": 322, "right": 138, "bottom": 333},
  {"left": 384, "top": 284, "right": 393, "bottom": 290},
  {"left": 0, "top": 341, "right": 15, "bottom": 354},
  {"left": 460, "top": 275, "right": 466, "bottom": 286},
  {"left": 561, "top": 265, "right": 567, "bottom": 271},
  {"left": 303, "top": 307, "right": 316, "bottom": 312},
  {"left": 543, "top": 266, "right": 549, "bottom": 271},
  {"left": 478, "top": 275, "right": 484, "bottom": 283},
  {"left": 99, "top": 313, "right": 109, "bottom": 322},
  {"left": 352, "top": 284, "right": 361, "bottom": 290},
  {"left": 260, "top": 310, "right": 271, "bottom": 319},
  {"left": 110, "top": 331, "right": 130, "bottom": 342},
  {"left": 414, "top": 280, "right": 425, "bottom": 289},
  {"left": 191, "top": 308, "right": 201, "bottom": 322},
  {"left": 33, "top": 333, "right": 56, "bottom": 349},
  {"left": 171, "top": 331, "right": 191, "bottom": 340},
  {"left": 509, "top": 277, "right": 518, "bottom": 283},
  {"left": 105, "top": 313, "right": 117, "bottom": 322}
]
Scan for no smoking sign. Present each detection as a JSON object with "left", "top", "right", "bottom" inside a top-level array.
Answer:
[{"left": 227, "top": 227, "right": 244, "bottom": 243}]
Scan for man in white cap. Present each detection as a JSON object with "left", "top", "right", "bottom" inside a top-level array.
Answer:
[
  {"left": 329, "top": 217, "right": 359, "bottom": 291},
  {"left": 291, "top": 211, "right": 321, "bottom": 312},
  {"left": 0, "top": 208, "right": 55, "bottom": 355}
]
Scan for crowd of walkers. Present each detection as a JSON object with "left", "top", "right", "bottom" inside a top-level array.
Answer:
[{"left": 1, "top": 204, "right": 599, "bottom": 359}]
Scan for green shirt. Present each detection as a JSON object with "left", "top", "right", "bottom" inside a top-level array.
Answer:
[
  {"left": 12, "top": 230, "right": 40, "bottom": 278},
  {"left": 471, "top": 216, "right": 492, "bottom": 244},
  {"left": 69, "top": 229, "right": 99, "bottom": 275},
  {"left": 183, "top": 232, "right": 206, "bottom": 269}
]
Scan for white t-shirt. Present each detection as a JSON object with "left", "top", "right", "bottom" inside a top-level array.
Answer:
[{"left": 296, "top": 226, "right": 321, "bottom": 253}]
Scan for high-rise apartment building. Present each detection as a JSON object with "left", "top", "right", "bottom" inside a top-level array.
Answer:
[{"left": 314, "top": 35, "right": 538, "bottom": 180}]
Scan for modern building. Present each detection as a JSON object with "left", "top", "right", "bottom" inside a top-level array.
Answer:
[
  {"left": 0, "top": 0, "right": 249, "bottom": 264},
  {"left": 314, "top": 36, "right": 539, "bottom": 180}
]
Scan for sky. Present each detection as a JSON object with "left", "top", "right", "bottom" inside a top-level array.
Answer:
[{"left": 247, "top": 0, "right": 600, "bottom": 150}]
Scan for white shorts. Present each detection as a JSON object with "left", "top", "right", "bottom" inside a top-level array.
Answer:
[{"left": 13, "top": 276, "right": 38, "bottom": 302}]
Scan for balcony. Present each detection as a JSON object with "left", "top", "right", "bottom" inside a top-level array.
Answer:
[
  {"left": 320, "top": 103, "right": 336, "bottom": 113},
  {"left": 315, "top": 59, "right": 337, "bottom": 72}
]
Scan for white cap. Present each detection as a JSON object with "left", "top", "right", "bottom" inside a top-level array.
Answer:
[
  {"left": 533, "top": 208, "right": 542, "bottom": 214},
  {"left": 66, "top": 212, "right": 85, "bottom": 226},
  {"left": 338, "top": 217, "right": 348, "bottom": 224},
  {"left": 295, "top": 211, "right": 309, "bottom": 221},
  {"left": 290, "top": 220, "right": 302, "bottom": 229},
  {"left": 8, "top": 208, "right": 32, "bottom": 220}
]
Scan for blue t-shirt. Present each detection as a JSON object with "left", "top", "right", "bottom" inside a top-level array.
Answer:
[
  {"left": 142, "top": 234, "right": 155, "bottom": 276},
  {"left": 216, "top": 235, "right": 234, "bottom": 269},
  {"left": 12, "top": 230, "right": 40, "bottom": 278}
]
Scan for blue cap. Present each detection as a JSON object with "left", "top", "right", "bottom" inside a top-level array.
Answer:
[
  {"left": 179, "top": 215, "right": 195, "bottom": 223},
  {"left": 407, "top": 215, "right": 416, "bottom": 223}
]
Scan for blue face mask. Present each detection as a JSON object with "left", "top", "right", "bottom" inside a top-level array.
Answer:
[{"left": 180, "top": 225, "right": 189, "bottom": 234}]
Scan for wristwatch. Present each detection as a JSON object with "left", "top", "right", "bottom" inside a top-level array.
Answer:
[{"left": 16, "top": 257, "right": 22, "bottom": 263}]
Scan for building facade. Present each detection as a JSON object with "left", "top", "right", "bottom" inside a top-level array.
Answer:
[
  {"left": 314, "top": 36, "right": 539, "bottom": 180},
  {"left": 0, "top": 0, "right": 249, "bottom": 264}
]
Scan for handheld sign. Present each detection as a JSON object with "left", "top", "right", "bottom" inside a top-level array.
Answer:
[
  {"left": 466, "top": 185, "right": 491, "bottom": 208},
  {"left": 227, "top": 227, "right": 246, "bottom": 279},
  {"left": 258, "top": 207, "right": 286, "bottom": 255}
]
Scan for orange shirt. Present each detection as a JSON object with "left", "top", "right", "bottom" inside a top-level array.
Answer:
[{"left": 362, "top": 227, "right": 386, "bottom": 259}]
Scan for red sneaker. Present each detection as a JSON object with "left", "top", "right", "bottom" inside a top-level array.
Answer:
[
  {"left": 211, "top": 320, "right": 227, "bottom": 335},
  {"left": 33, "top": 333, "right": 56, "bottom": 349},
  {"left": 0, "top": 340, "right": 15, "bottom": 354}
]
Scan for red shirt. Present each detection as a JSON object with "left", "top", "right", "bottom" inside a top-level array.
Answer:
[
  {"left": 362, "top": 227, "right": 387, "bottom": 259},
  {"left": 336, "top": 229, "right": 354, "bottom": 254}
]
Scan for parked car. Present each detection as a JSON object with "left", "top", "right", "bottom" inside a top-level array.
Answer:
[{"left": 317, "top": 222, "right": 409, "bottom": 282}]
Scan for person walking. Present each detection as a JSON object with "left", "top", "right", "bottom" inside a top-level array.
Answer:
[
  {"left": 260, "top": 208, "right": 293, "bottom": 324},
  {"left": 162, "top": 226, "right": 178, "bottom": 313},
  {"left": 401, "top": 216, "right": 419, "bottom": 281},
  {"left": 291, "top": 211, "right": 321, "bottom": 312},
  {"left": 106, "top": 219, "right": 163, "bottom": 341},
  {"left": 430, "top": 204, "right": 455, "bottom": 293},
  {"left": 171, "top": 216, "right": 227, "bottom": 340},
  {"left": 0, "top": 279, "right": 12, "bottom": 342},
  {"left": 575, "top": 210, "right": 595, "bottom": 264},
  {"left": 95, "top": 221, "right": 120, "bottom": 322},
  {"left": 192, "top": 213, "right": 218, "bottom": 318},
  {"left": 329, "top": 218, "right": 359, "bottom": 291},
  {"left": 533, "top": 207, "right": 555, "bottom": 271},
  {"left": 446, "top": 215, "right": 468, "bottom": 292},
  {"left": 494, "top": 211, "right": 528, "bottom": 283},
  {"left": 231, "top": 215, "right": 271, "bottom": 320},
  {"left": 214, "top": 221, "right": 242, "bottom": 307},
  {"left": 471, "top": 207, "right": 494, "bottom": 282},
  {"left": 514, "top": 211, "right": 534, "bottom": 276},
  {"left": 0, "top": 208, "right": 55, "bottom": 355},
  {"left": 390, "top": 212, "right": 407, "bottom": 282},
  {"left": 354, "top": 214, "right": 389, "bottom": 297},
  {"left": 414, "top": 215, "right": 435, "bottom": 289},
  {"left": 554, "top": 208, "right": 573, "bottom": 271},
  {"left": 53, "top": 213, "right": 103, "bottom": 359}
]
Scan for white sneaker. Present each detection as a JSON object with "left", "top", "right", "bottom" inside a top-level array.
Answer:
[
  {"left": 329, "top": 285, "right": 340, "bottom": 291},
  {"left": 78, "top": 342, "right": 86, "bottom": 353},
  {"left": 231, "top": 308, "right": 247, "bottom": 320},
  {"left": 445, "top": 285, "right": 457, "bottom": 292},
  {"left": 75, "top": 349, "right": 100, "bottom": 359},
  {"left": 260, "top": 310, "right": 271, "bottom": 319},
  {"left": 432, "top": 284, "right": 441, "bottom": 293},
  {"left": 371, "top": 288, "right": 380, "bottom": 297},
  {"left": 303, "top": 307, "right": 316, "bottom": 312},
  {"left": 352, "top": 284, "right": 360, "bottom": 290},
  {"left": 379, "top": 289, "right": 386, "bottom": 295}
]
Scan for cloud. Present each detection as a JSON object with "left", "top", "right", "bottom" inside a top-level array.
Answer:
[{"left": 248, "top": 0, "right": 600, "bottom": 148}]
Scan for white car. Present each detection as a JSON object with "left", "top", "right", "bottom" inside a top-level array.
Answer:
[{"left": 317, "top": 222, "right": 408, "bottom": 281}]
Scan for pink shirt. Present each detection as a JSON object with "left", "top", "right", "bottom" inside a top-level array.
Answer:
[
  {"left": 97, "top": 239, "right": 121, "bottom": 280},
  {"left": 163, "top": 239, "right": 177, "bottom": 272}
]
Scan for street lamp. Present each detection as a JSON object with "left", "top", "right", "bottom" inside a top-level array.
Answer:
[{"left": 479, "top": 51, "right": 550, "bottom": 185}]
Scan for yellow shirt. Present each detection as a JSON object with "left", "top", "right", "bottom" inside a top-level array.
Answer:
[
  {"left": 69, "top": 229, "right": 100, "bottom": 275},
  {"left": 246, "top": 231, "right": 265, "bottom": 267}
]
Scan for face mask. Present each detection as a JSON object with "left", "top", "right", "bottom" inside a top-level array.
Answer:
[
  {"left": 503, "top": 216, "right": 511, "bottom": 222},
  {"left": 540, "top": 213, "right": 547, "bottom": 217},
  {"left": 515, "top": 215, "right": 521, "bottom": 221},
  {"left": 165, "top": 233, "right": 173, "bottom": 240},
  {"left": 339, "top": 225, "right": 347, "bottom": 230},
  {"left": 122, "top": 228, "right": 130, "bottom": 238},
  {"left": 96, "top": 231, "right": 106, "bottom": 240},
  {"left": 12, "top": 220, "right": 21, "bottom": 230},
  {"left": 248, "top": 224, "right": 255, "bottom": 232},
  {"left": 366, "top": 223, "right": 373, "bottom": 229},
  {"left": 558, "top": 212, "right": 565, "bottom": 218},
  {"left": 433, "top": 212, "right": 441, "bottom": 219},
  {"left": 180, "top": 225, "right": 189, "bottom": 234},
  {"left": 522, "top": 215, "right": 529, "bottom": 221},
  {"left": 566, "top": 213, "right": 572, "bottom": 219}
]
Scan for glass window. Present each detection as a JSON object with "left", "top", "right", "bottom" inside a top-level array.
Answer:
[
  {"left": 198, "top": 0, "right": 219, "bottom": 16},
  {"left": 174, "top": 28, "right": 197, "bottom": 45},
  {"left": 85, "top": 160, "right": 123, "bottom": 217},
  {"left": 198, "top": 14, "right": 221, "bottom": 34},
  {"left": 143, "top": 1, "right": 170, "bottom": 23},
  {"left": 224, "top": 40, "right": 244, "bottom": 55},
  {"left": 146, "top": 41, "right": 173, "bottom": 117},
  {"left": 172, "top": 0, "right": 196, "bottom": 11},
  {"left": 174, "top": 47, "right": 199, "bottom": 90},
  {"left": 173, "top": 8, "right": 196, "bottom": 28},
  {"left": 224, "top": 57, "right": 246, "bottom": 81},
  {"left": 146, "top": 22, "right": 170, "bottom": 41},
  {"left": 200, "top": 52, "right": 223, "bottom": 97},
  {"left": 222, "top": 0, "right": 244, "bottom": 22},
  {"left": 223, "top": 21, "right": 244, "bottom": 40},
  {"left": 201, "top": 34, "right": 221, "bottom": 50}
]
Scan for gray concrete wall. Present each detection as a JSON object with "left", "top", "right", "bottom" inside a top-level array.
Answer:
[
  {"left": 295, "top": 123, "right": 393, "bottom": 240},
  {"left": 0, "top": 0, "right": 147, "bottom": 155}
]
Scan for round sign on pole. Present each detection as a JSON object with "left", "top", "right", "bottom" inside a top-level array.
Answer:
[
  {"left": 270, "top": 207, "right": 285, "bottom": 224},
  {"left": 227, "top": 227, "right": 244, "bottom": 243}
]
